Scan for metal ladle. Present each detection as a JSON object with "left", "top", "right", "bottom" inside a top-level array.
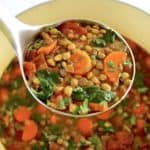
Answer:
[{"left": 0, "top": 5, "right": 135, "bottom": 118}]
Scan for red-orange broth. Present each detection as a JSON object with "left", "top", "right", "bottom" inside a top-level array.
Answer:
[{"left": 0, "top": 38, "right": 150, "bottom": 150}]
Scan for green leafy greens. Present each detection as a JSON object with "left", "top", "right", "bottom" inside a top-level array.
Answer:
[
  {"left": 91, "top": 29, "right": 116, "bottom": 47},
  {"left": 72, "top": 86, "right": 115, "bottom": 103},
  {"left": 32, "top": 70, "right": 60, "bottom": 102},
  {"left": 89, "top": 134, "right": 103, "bottom": 150},
  {"left": 134, "top": 71, "right": 149, "bottom": 93}
]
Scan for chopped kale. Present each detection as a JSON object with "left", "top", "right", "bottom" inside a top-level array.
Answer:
[{"left": 91, "top": 29, "right": 116, "bottom": 47}]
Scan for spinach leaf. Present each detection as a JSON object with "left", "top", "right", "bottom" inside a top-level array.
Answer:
[
  {"left": 89, "top": 134, "right": 103, "bottom": 150},
  {"left": 91, "top": 29, "right": 116, "bottom": 47},
  {"left": 50, "top": 124, "right": 62, "bottom": 136},
  {"left": 71, "top": 87, "right": 88, "bottom": 101},
  {"left": 9, "top": 77, "right": 23, "bottom": 90},
  {"left": 72, "top": 86, "right": 115, "bottom": 103},
  {"left": 80, "top": 99, "right": 89, "bottom": 114},
  {"left": 32, "top": 70, "right": 60, "bottom": 101},
  {"left": 59, "top": 97, "right": 70, "bottom": 109},
  {"left": 134, "top": 71, "right": 149, "bottom": 93},
  {"left": 128, "top": 115, "right": 136, "bottom": 126},
  {"left": 31, "top": 112, "right": 42, "bottom": 123},
  {"left": 67, "top": 138, "right": 75, "bottom": 150},
  {"left": 98, "top": 121, "right": 116, "bottom": 133}
]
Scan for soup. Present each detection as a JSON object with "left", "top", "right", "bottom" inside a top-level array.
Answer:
[
  {"left": 0, "top": 37, "right": 149, "bottom": 150},
  {"left": 24, "top": 20, "right": 134, "bottom": 115}
]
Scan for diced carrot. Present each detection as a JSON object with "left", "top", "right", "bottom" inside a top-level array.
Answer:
[
  {"left": 97, "top": 109, "right": 113, "bottom": 120},
  {"left": 24, "top": 61, "right": 36, "bottom": 77},
  {"left": 2, "top": 72, "right": 11, "bottom": 83},
  {"left": 50, "top": 115, "right": 58, "bottom": 124},
  {"left": 22, "top": 120, "right": 38, "bottom": 141},
  {"left": 104, "top": 51, "right": 127, "bottom": 83},
  {"left": 12, "top": 65, "right": 21, "bottom": 79},
  {"left": 89, "top": 102, "right": 108, "bottom": 112},
  {"left": 14, "top": 106, "right": 31, "bottom": 122},
  {"left": 70, "top": 50, "right": 92, "bottom": 75},
  {"left": 133, "top": 103, "right": 146, "bottom": 115},
  {"left": 32, "top": 54, "right": 48, "bottom": 70},
  {"left": 59, "top": 21, "right": 87, "bottom": 35},
  {"left": 136, "top": 119, "right": 145, "bottom": 130},
  {"left": 37, "top": 40, "right": 57, "bottom": 55},
  {"left": 36, "top": 103, "right": 48, "bottom": 113},
  {"left": 76, "top": 118, "right": 93, "bottom": 137},
  {"left": 0, "top": 87, "right": 9, "bottom": 104}
]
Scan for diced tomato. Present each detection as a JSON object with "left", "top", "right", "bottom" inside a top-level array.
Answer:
[
  {"left": 12, "top": 65, "right": 21, "bottom": 79},
  {"left": 59, "top": 21, "right": 87, "bottom": 35},
  {"left": 132, "top": 103, "right": 146, "bottom": 115}
]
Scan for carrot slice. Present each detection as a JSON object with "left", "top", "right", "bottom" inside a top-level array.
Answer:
[
  {"left": 89, "top": 102, "right": 108, "bottom": 112},
  {"left": 22, "top": 120, "right": 38, "bottom": 141},
  {"left": 14, "top": 106, "right": 31, "bottom": 122},
  {"left": 0, "top": 88, "right": 9, "bottom": 104},
  {"left": 97, "top": 109, "right": 113, "bottom": 120},
  {"left": 50, "top": 115, "right": 58, "bottom": 124},
  {"left": 2, "top": 72, "right": 11, "bottom": 83},
  {"left": 76, "top": 118, "right": 93, "bottom": 137},
  {"left": 104, "top": 51, "right": 127, "bottom": 83},
  {"left": 24, "top": 61, "right": 36, "bottom": 77},
  {"left": 70, "top": 50, "right": 92, "bottom": 75},
  {"left": 37, "top": 40, "right": 57, "bottom": 55}
]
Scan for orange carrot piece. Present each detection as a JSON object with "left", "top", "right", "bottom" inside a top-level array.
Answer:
[
  {"left": 24, "top": 61, "right": 36, "bottom": 76},
  {"left": 89, "top": 102, "right": 108, "bottom": 112},
  {"left": 76, "top": 118, "right": 93, "bottom": 137},
  {"left": 0, "top": 88, "right": 9, "bottom": 104},
  {"left": 50, "top": 115, "right": 58, "bottom": 124},
  {"left": 37, "top": 40, "right": 57, "bottom": 55},
  {"left": 36, "top": 103, "right": 48, "bottom": 114},
  {"left": 104, "top": 51, "right": 127, "bottom": 83},
  {"left": 14, "top": 106, "right": 31, "bottom": 122},
  {"left": 136, "top": 119, "right": 145, "bottom": 130},
  {"left": 133, "top": 103, "right": 146, "bottom": 115},
  {"left": 2, "top": 72, "right": 11, "bottom": 83},
  {"left": 22, "top": 120, "right": 38, "bottom": 141},
  {"left": 12, "top": 65, "right": 21, "bottom": 79},
  {"left": 97, "top": 109, "right": 113, "bottom": 120},
  {"left": 70, "top": 50, "right": 92, "bottom": 75}
]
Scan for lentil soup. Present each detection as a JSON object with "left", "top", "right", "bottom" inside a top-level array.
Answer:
[
  {"left": 24, "top": 20, "right": 134, "bottom": 115},
  {"left": 0, "top": 38, "right": 149, "bottom": 150}
]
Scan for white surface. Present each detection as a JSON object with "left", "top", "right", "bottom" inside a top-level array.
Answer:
[{"left": 0, "top": 0, "right": 149, "bottom": 15}]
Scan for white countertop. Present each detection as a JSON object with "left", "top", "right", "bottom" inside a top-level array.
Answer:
[{"left": 0, "top": 0, "right": 150, "bottom": 15}]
